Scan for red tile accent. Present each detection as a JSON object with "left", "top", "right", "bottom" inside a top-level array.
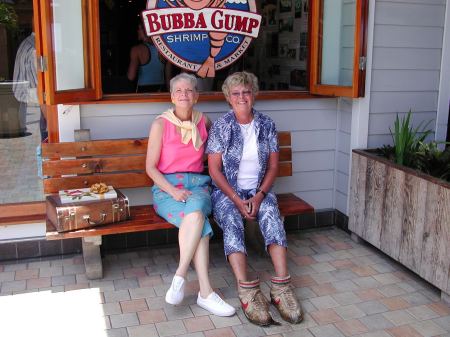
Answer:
[
  {"left": 26, "top": 277, "right": 51, "bottom": 289},
  {"left": 428, "top": 302, "right": 450, "bottom": 316},
  {"left": 331, "top": 259, "right": 357, "bottom": 269},
  {"left": 355, "top": 289, "right": 385, "bottom": 301},
  {"left": 138, "top": 275, "right": 163, "bottom": 287},
  {"left": 184, "top": 316, "right": 215, "bottom": 333},
  {"left": 380, "top": 297, "right": 411, "bottom": 310},
  {"left": 310, "top": 235, "right": 333, "bottom": 245},
  {"left": 204, "top": 327, "right": 237, "bottom": 337},
  {"left": 120, "top": 298, "right": 148, "bottom": 313},
  {"left": 292, "top": 255, "right": 316, "bottom": 266},
  {"left": 124, "top": 267, "right": 148, "bottom": 278},
  {"left": 310, "top": 283, "right": 338, "bottom": 296},
  {"left": 335, "top": 319, "right": 368, "bottom": 336},
  {"left": 137, "top": 309, "right": 167, "bottom": 324},
  {"left": 351, "top": 266, "right": 378, "bottom": 277},
  {"left": 291, "top": 275, "right": 317, "bottom": 287},
  {"left": 310, "top": 308, "right": 342, "bottom": 324},
  {"left": 329, "top": 242, "right": 353, "bottom": 250},
  {"left": 15, "top": 269, "right": 39, "bottom": 280},
  {"left": 387, "top": 325, "right": 423, "bottom": 337}
]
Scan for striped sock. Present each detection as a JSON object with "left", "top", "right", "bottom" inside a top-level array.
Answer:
[
  {"left": 239, "top": 279, "right": 260, "bottom": 289},
  {"left": 271, "top": 275, "right": 291, "bottom": 285}
]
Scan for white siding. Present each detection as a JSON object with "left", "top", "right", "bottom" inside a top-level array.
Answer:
[
  {"left": 368, "top": 0, "right": 446, "bottom": 148},
  {"left": 80, "top": 98, "right": 338, "bottom": 210},
  {"left": 335, "top": 98, "right": 352, "bottom": 214}
]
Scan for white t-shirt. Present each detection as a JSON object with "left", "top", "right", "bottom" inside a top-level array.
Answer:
[{"left": 237, "top": 120, "right": 260, "bottom": 189}]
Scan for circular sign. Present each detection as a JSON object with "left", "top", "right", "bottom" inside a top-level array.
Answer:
[{"left": 143, "top": 0, "right": 261, "bottom": 77}]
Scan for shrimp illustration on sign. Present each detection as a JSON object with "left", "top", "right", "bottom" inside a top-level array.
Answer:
[{"left": 142, "top": 0, "right": 261, "bottom": 78}]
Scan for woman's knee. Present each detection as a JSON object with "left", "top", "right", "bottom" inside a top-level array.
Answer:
[{"left": 181, "top": 210, "right": 205, "bottom": 227}]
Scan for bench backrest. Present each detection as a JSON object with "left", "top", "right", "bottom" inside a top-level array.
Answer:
[{"left": 41, "top": 132, "right": 293, "bottom": 194}]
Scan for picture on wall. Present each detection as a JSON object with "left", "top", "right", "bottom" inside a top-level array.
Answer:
[
  {"left": 290, "top": 69, "right": 307, "bottom": 87},
  {"left": 294, "top": 0, "right": 302, "bottom": 18},
  {"left": 279, "top": 0, "right": 292, "bottom": 13},
  {"left": 279, "top": 17, "right": 294, "bottom": 33},
  {"left": 266, "top": 32, "right": 279, "bottom": 57},
  {"left": 299, "top": 46, "right": 307, "bottom": 61},
  {"left": 262, "top": 0, "right": 277, "bottom": 25}
]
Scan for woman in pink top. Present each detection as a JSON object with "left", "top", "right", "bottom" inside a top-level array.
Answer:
[{"left": 146, "top": 73, "right": 235, "bottom": 317}]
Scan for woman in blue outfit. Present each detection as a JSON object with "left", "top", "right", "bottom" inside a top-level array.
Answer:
[
  {"left": 127, "top": 23, "right": 165, "bottom": 92},
  {"left": 207, "top": 71, "right": 302, "bottom": 326},
  {"left": 146, "top": 73, "right": 234, "bottom": 317}
]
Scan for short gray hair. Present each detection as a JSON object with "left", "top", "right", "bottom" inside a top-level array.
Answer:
[
  {"left": 222, "top": 71, "right": 259, "bottom": 99},
  {"left": 170, "top": 73, "right": 198, "bottom": 93}
]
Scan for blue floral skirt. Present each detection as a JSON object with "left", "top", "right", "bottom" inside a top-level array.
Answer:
[{"left": 152, "top": 173, "right": 213, "bottom": 237}]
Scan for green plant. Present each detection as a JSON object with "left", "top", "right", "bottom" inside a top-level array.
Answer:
[
  {"left": 0, "top": 3, "right": 18, "bottom": 31},
  {"left": 414, "top": 141, "right": 450, "bottom": 181},
  {"left": 390, "top": 110, "right": 432, "bottom": 166}
]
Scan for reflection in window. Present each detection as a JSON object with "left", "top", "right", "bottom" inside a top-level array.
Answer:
[
  {"left": 0, "top": 1, "right": 44, "bottom": 204},
  {"left": 100, "top": 0, "right": 309, "bottom": 94}
]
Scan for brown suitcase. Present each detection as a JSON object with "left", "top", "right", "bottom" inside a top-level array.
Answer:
[{"left": 46, "top": 189, "right": 130, "bottom": 232}]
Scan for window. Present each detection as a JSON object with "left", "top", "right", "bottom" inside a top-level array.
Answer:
[
  {"left": 33, "top": 0, "right": 368, "bottom": 104},
  {"left": 0, "top": 1, "right": 45, "bottom": 204}
]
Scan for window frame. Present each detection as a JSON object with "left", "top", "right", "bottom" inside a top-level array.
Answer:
[
  {"left": 35, "top": 0, "right": 102, "bottom": 105},
  {"left": 34, "top": 0, "right": 368, "bottom": 105},
  {"left": 309, "top": 0, "right": 368, "bottom": 98}
]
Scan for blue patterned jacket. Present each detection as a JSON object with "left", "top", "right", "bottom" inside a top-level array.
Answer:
[{"left": 206, "top": 109, "right": 279, "bottom": 193}]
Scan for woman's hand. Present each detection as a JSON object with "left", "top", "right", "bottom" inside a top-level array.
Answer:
[
  {"left": 247, "top": 193, "right": 264, "bottom": 218},
  {"left": 233, "top": 195, "right": 252, "bottom": 219},
  {"left": 170, "top": 187, "right": 192, "bottom": 202}
]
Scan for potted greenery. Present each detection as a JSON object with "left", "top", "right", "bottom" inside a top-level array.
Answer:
[
  {"left": 0, "top": 2, "right": 18, "bottom": 31},
  {"left": 348, "top": 111, "right": 450, "bottom": 305}
]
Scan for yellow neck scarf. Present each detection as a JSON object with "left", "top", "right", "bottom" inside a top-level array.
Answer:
[{"left": 158, "top": 108, "right": 204, "bottom": 151}]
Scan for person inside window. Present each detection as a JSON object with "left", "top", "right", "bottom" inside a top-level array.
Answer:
[
  {"left": 13, "top": 25, "right": 47, "bottom": 141},
  {"left": 145, "top": 73, "right": 235, "bottom": 317},
  {"left": 207, "top": 71, "right": 303, "bottom": 326},
  {"left": 127, "top": 23, "right": 165, "bottom": 93}
]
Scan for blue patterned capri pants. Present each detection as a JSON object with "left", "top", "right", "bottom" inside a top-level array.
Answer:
[
  {"left": 152, "top": 173, "right": 213, "bottom": 237},
  {"left": 211, "top": 188, "right": 287, "bottom": 256}
]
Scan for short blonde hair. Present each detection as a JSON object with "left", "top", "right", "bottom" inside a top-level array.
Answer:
[
  {"left": 170, "top": 73, "right": 198, "bottom": 93},
  {"left": 222, "top": 71, "right": 259, "bottom": 99}
]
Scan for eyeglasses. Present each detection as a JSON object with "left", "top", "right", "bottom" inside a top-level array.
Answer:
[
  {"left": 173, "top": 89, "right": 194, "bottom": 96},
  {"left": 230, "top": 90, "right": 252, "bottom": 98}
]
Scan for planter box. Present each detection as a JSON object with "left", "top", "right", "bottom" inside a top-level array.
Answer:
[{"left": 349, "top": 149, "right": 450, "bottom": 304}]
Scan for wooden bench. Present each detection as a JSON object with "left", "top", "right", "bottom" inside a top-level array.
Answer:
[{"left": 42, "top": 131, "right": 313, "bottom": 279}]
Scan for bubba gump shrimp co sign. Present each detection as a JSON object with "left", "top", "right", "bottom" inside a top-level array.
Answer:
[{"left": 142, "top": 0, "right": 261, "bottom": 78}]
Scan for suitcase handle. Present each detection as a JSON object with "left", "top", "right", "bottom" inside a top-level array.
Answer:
[{"left": 82, "top": 211, "right": 107, "bottom": 226}]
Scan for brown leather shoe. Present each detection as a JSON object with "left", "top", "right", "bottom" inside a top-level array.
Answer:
[
  {"left": 238, "top": 279, "right": 275, "bottom": 326},
  {"left": 270, "top": 276, "right": 303, "bottom": 324}
]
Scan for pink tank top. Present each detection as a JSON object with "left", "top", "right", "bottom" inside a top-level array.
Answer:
[{"left": 157, "top": 117, "right": 208, "bottom": 174}]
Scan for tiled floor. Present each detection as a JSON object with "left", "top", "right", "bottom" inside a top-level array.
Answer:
[
  {"left": 0, "top": 104, "right": 44, "bottom": 204},
  {"left": 0, "top": 227, "right": 449, "bottom": 337}
]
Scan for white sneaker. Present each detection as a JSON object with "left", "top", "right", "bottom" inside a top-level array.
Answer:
[
  {"left": 165, "top": 275, "right": 185, "bottom": 305},
  {"left": 197, "top": 291, "right": 236, "bottom": 316}
]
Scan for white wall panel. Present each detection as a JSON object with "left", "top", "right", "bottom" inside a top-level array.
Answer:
[
  {"left": 293, "top": 151, "right": 335, "bottom": 172},
  {"left": 373, "top": 25, "right": 444, "bottom": 48},
  {"left": 375, "top": 2, "right": 445, "bottom": 26},
  {"left": 370, "top": 92, "right": 438, "bottom": 113},
  {"left": 372, "top": 48, "right": 442, "bottom": 70},
  {"left": 371, "top": 70, "right": 440, "bottom": 92}
]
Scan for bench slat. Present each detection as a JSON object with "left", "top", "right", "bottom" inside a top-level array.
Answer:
[
  {"left": 42, "top": 132, "right": 292, "bottom": 158},
  {"left": 43, "top": 162, "right": 293, "bottom": 193},
  {"left": 42, "top": 139, "right": 148, "bottom": 157},
  {"left": 42, "top": 156, "right": 146, "bottom": 176},
  {"left": 46, "top": 193, "right": 314, "bottom": 240},
  {"left": 43, "top": 173, "right": 153, "bottom": 193},
  {"left": 43, "top": 148, "right": 292, "bottom": 176}
]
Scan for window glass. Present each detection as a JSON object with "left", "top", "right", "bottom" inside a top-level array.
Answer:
[
  {"left": 100, "top": 0, "right": 309, "bottom": 94},
  {"left": 52, "top": 0, "right": 86, "bottom": 91},
  {"left": 320, "top": 0, "right": 355, "bottom": 86},
  {"left": 0, "top": 1, "right": 45, "bottom": 204}
]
